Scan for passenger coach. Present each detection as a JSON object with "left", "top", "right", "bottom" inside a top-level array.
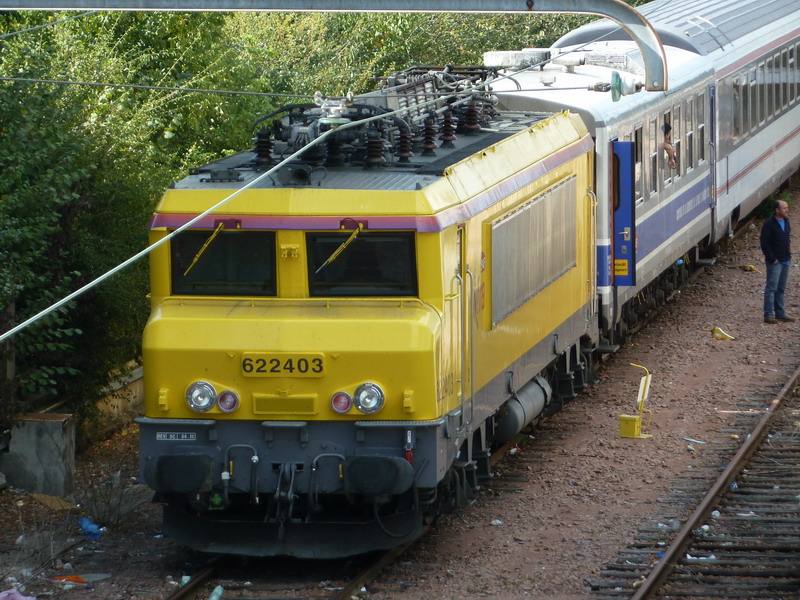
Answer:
[{"left": 489, "top": 0, "right": 800, "bottom": 342}]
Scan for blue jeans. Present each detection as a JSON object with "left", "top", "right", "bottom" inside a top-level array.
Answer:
[{"left": 764, "top": 261, "right": 790, "bottom": 318}]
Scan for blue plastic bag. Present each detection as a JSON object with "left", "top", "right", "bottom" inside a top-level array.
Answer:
[{"left": 77, "top": 517, "right": 103, "bottom": 540}]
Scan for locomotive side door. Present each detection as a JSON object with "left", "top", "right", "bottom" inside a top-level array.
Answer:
[
  {"left": 456, "top": 224, "right": 474, "bottom": 431},
  {"left": 612, "top": 140, "right": 637, "bottom": 287}
]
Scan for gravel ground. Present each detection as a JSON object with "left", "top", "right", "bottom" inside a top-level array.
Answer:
[{"left": 2, "top": 203, "right": 799, "bottom": 600}]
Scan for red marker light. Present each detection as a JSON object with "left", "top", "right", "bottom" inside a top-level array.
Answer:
[
  {"left": 331, "top": 392, "right": 353, "bottom": 414},
  {"left": 218, "top": 391, "right": 240, "bottom": 413}
]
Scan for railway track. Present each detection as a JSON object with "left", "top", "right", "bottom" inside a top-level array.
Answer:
[
  {"left": 162, "top": 553, "right": 387, "bottom": 600},
  {"left": 161, "top": 556, "right": 384, "bottom": 600},
  {"left": 590, "top": 362, "right": 800, "bottom": 599}
]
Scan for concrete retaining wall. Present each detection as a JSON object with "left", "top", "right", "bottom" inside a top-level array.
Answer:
[
  {"left": 0, "top": 413, "right": 75, "bottom": 496},
  {"left": 0, "top": 365, "right": 144, "bottom": 495}
]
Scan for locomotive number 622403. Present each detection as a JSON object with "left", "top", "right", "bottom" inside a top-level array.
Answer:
[{"left": 241, "top": 353, "right": 325, "bottom": 377}]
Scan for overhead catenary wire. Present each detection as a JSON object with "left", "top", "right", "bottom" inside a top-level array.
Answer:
[
  {"left": 0, "top": 17, "right": 626, "bottom": 103},
  {"left": 0, "top": 21, "right": 623, "bottom": 101},
  {"left": 0, "top": 76, "right": 315, "bottom": 99},
  {"left": 0, "top": 10, "right": 99, "bottom": 40}
]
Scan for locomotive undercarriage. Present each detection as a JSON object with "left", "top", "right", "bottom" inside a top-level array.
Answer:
[
  {"left": 158, "top": 460, "right": 484, "bottom": 558},
  {"left": 137, "top": 415, "right": 484, "bottom": 557}
]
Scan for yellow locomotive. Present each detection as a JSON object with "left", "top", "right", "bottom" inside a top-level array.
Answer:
[{"left": 137, "top": 66, "right": 596, "bottom": 557}]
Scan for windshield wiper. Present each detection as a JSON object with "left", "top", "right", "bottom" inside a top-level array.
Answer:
[
  {"left": 182, "top": 222, "right": 226, "bottom": 277},
  {"left": 315, "top": 223, "right": 363, "bottom": 274}
]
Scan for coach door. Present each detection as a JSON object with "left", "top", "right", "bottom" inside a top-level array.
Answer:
[
  {"left": 612, "top": 140, "right": 637, "bottom": 287},
  {"left": 709, "top": 84, "right": 720, "bottom": 239}
]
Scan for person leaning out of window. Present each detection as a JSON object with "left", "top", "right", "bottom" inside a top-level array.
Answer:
[{"left": 662, "top": 123, "right": 677, "bottom": 170}]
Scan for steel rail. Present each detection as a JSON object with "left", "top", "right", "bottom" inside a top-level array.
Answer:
[
  {"left": 164, "top": 561, "right": 221, "bottom": 600},
  {"left": 330, "top": 434, "right": 524, "bottom": 598},
  {"left": 630, "top": 360, "right": 800, "bottom": 600},
  {"left": 331, "top": 530, "right": 429, "bottom": 600}
]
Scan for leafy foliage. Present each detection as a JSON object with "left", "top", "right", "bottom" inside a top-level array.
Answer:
[
  {"left": 0, "top": 80, "right": 88, "bottom": 416},
  {"left": 0, "top": 11, "right": 263, "bottom": 433}
]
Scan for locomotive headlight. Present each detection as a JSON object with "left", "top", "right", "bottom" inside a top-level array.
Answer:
[
  {"left": 186, "top": 381, "right": 217, "bottom": 412},
  {"left": 353, "top": 382, "right": 384, "bottom": 414}
]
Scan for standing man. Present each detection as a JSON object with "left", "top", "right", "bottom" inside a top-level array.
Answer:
[{"left": 761, "top": 199, "right": 795, "bottom": 324}]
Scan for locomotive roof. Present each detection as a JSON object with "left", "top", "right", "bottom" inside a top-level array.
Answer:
[
  {"left": 172, "top": 111, "right": 553, "bottom": 193},
  {"left": 555, "top": 0, "right": 798, "bottom": 56}
]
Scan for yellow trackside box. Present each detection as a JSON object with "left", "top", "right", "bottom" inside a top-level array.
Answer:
[{"left": 619, "top": 414, "right": 641, "bottom": 438}]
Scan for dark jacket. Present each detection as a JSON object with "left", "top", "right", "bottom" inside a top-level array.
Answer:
[{"left": 761, "top": 215, "right": 791, "bottom": 263}]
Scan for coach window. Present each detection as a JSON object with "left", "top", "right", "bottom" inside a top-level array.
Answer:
[
  {"left": 661, "top": 110, "right": 674, "bottom": 186},
  {"left": 634, "top": 126, "right": 644, "bottom": 203},
  {"left": 785, "top": 48, "right": 793, "bottom": 108},
  {"left": 751, "top": 68, "right": 759, "bottom": 131},
  {"left": 772, "top": 54, "right": 780, "bottom": 114},
  {"left": 732, "top": 78, "right": 741, "bottom": 141},
  {"left": 774, "top": 54, "right": 780, "bottom": 113},
  {"left": 757, "top": 64, "right": 765, "bottom": 126},
  {"left": 793, "top": 44, "right": 799, "bottom": 102},
  {"left": 741, "top": 73, "right": 750, "bottom": 136},
  {"left": 781, "top": 48, "right": 792, "bottom": 108},
  {"left": 796, "top": 43, "right": 800, "bottom": 101},
  {"left": 673, "top": 105, "right": 682, "bottom": 178},
  {"left": 697, "top": 92, "right": 706, "bottom": 162},
  {"left": 648, "top": 118, "right": 658, "bottom": 195},
  {"left": 766, "top": 58, "right": 774, "bottom": 118},
  {"left": 685, "top": 98, "right": 694, "bottom": 171}
]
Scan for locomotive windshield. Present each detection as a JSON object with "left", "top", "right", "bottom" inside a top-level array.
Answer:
[
  {"left": 307, "top": 232, "right": 417, "bottom": 297},
  {"left": 170, "top": 230, "right": 276, "bottom": 296}
]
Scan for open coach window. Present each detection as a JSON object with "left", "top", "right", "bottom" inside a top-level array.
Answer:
[
  {"left": 170, "top": 230, "right": 276, "bottom": 296},
  {"left": 307, "top": 232, "right": 417, "bottom": 297}
]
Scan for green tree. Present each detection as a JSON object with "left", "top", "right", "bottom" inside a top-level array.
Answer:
[
  {"left": 0, "top": 11, "right": 266, "bottom": 433},
  {"left": 0, "top": 81, "right": 87, "bottom": 421}
]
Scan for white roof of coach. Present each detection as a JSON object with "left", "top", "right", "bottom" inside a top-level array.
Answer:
[
  {"left": 486, "top": 42, "right": 713, "bottom": 131},
  {"left": 555, "top": 0, "right": 798, "bottom": 71}
]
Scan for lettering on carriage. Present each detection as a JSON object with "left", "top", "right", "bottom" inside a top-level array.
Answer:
[
  {"left": 675, "top": 191, "right": 706, "bottom": 221},
  {"left": 156, "top": 432, "right": 197, "bottom": 441}
]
